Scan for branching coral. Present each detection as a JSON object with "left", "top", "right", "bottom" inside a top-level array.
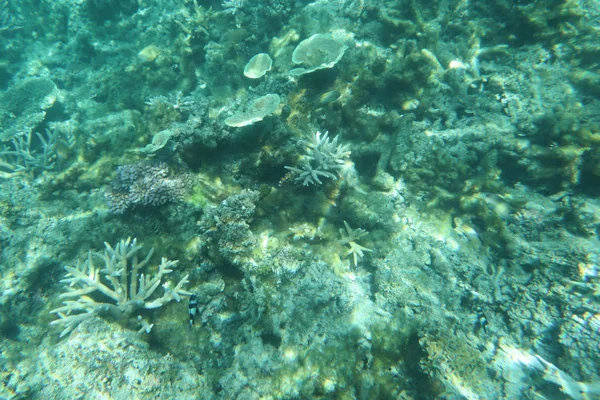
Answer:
[
  {"left": 339, "top": 221, "right": 372, "bottom": 266},
  {"left": 285, "top": 131, "right": 351, "bottom": 186},
  {"left": 0, "top": 129, "right": 59, "bottom": 178},
  {"left": 50, "top": 238, "right": 191, "bottom": 337}
]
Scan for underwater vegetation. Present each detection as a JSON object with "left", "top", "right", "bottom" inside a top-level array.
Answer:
[{"left": 1, "top": 0, "right": 600, "bottom": 398}]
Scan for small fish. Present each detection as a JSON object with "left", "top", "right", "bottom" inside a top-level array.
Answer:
[
  {"left": 189, "top": 294, "right": 199, "bottom": 328},
  {"left": 474, "top": 307, "right": 488, "bottom": 334},
  {"left": 316, "top": 90, "right": 341, "bottom": 108}
]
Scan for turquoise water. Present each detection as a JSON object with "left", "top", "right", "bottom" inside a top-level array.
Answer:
[{"left": 1, "top": 0, "right": 600, "bottom": 398}]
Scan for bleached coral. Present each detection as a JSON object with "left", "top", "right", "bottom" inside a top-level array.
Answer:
[{"left": 50, "top": 238, "right": 191, "bottom": 337}]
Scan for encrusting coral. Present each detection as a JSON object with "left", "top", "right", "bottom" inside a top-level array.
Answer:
[{"left": 105, "top": 162, "right": 187, "bottom": 214}]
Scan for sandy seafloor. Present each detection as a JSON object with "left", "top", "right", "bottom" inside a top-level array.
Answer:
[{"left": 1, "top": 0, "right": 600, "bottom": 399}]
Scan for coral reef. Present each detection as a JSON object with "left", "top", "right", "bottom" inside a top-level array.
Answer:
[{"left": 0, "top": 0, "right": 599, "bottom": 398}]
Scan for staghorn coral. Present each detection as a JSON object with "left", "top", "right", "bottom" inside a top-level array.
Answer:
[
  {"left": 285, "top": 130, "right": 351, "bottom": 186},
  {"left": 0, "top": 129, "right": 59, "bottom": 178},
  {"left": 50, "top": 238, "right": 191, "bottom": 337},
  {"left": 339, "top": 221, "right": 372, "bottom": 266}
]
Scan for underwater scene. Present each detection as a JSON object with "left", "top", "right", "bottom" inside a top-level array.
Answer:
[{"left": 1, "top": 0, "right": 600, "bottom": 398}]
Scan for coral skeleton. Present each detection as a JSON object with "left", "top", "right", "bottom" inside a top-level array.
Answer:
[{"left": 51, "top": 238, "right": 191, "bottom": 337}]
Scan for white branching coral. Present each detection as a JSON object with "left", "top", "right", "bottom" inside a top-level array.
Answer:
[
  {"left": 50, "top": 238, "right": 191, "bottom": 337},
  {"left": 285, "top": 131, "right": 351, "bottom": 186},
  {"left": 222, "top": 0, "right": 244, "bottom": 14},
  {"left": 339, "top": 221, "right": 372, "bottom": 266}
]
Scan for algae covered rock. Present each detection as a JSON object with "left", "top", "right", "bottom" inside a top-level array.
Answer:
[{"left": 38, "top": 318, "right": 206, "bottom": 398}]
